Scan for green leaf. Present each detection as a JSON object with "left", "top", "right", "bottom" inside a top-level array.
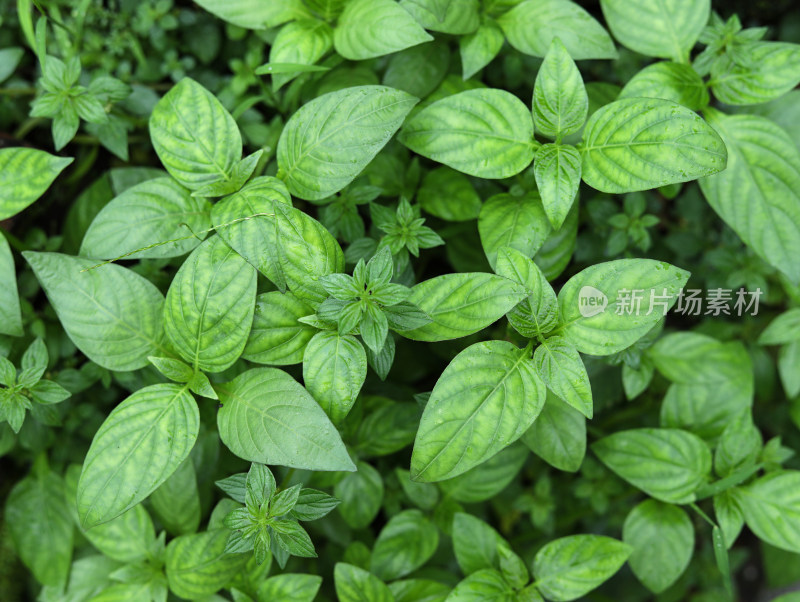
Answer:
[
  {"left": 479, "top": 192, "right": 551, "bottom": 269},
  {"left": 411, "top": 340, "right": 545, "bottom": 482},
  {"left": 257, "top": 574, "right": 322, "bottom": 602},
  {"left": 534, "top": 144, "right": 582, "bottom": 229},
  {"left": 272, "top": 519, "right": 317, "bottom": 557},
  {"left": 383, "top": 40, "right": 450, "bottom": 99},
  {"left": 599, "top": 0, "right": 710, "bottom": 61},
  {"left": 498, "top": 0, "right": 617, "bottom": 60},
  {"left": 334, "top": 563, "right": 394, "bottom": 602},
  {"left": 399, "top": 89, "right": 535, "bottom": 178},
  {"left": 0, "top": 147, "right": 72, "bottom": 220},
  {"left": 303, "top": 331, "right": 367, "bottom": 424},
  {"left": 699, "top": 111, "right": 800, "bottom": 282},
  {"left": 400, "top": 0, "right": 480, "bottom": 34},
  {"left": 268, "top": 19, "right": 332, "bottom": 91},
  {"left": 354, "top": 401, "right": 421, "bottom": 458},
  {"left": 580, "top": 98, "right": 727, "bottom": 194},
  {"left": 460, "top": 19, "right": 504, "bottom": 80},
  {"left": 738, "top": 471, "right": 800, "bottom": 553},
  {"left": 217, "top": 367, "right": 356, "bottom": 471},
  {"left": 274, "top": 204, "right": 345, "bottom": 304},
  {"left": 193, "top": 0, "right": 309, "bottom": 29},
  {"left": 398, "top": 272, "right": 528, "bottom": 341},
  {"left": 714, "top": 490, "right": 745, "bottom": 549},
  {"left": 438, "top": 443, "right": 528, "bottom": 503},
  {"left": 533, "top": 535, "right": 632, "bottom": 602},
  {"left": 447, "top": 569, "right": 514, "bottom": 602},
  {"left": 166, "top": 529, "right": 249, "bottom": 599},
  {"left": 389, "top": 579, "right": 450, "bottom": 602},
  {"left": 148, "top": 356, "right": 193, "bottom": 383},
  {"left": 333, "top": 0, "right": 432, "bottom": 60},
  {"left": 714, "top": 410, "right": 762, "bottom": 477},
  {"left": 452, "top": 512, "right": 505, "bottom": 575},
  {"left": 522, "top": 392, "right": 586, "bottom": 472},
  {"left": 290, "top": 489, "right": 340, "bottom": 521},
  {"left": 149, "top": 78, "right": 241, "bottom": 191},
  {"left": 533, "top": 335, "right": 592, "bottom": 418},
  {"left": 533, "top": 38, "right": 588, "bottom": 139},
  {"left": 210, "top": 176, "right": 290, "bottom": 290},
  {"left": 417, "top": 167, "right": 482, "bottom": 222},
  {"left": 335, "top": 460, "right": 384, "bottom": 529},
  {"left": 710, "top": 42, "right": 800, "bottom": 106},
  {"left": 759, "top": 308, "right": 800, "bottom": 345},
  {"left": 150, "top": 458, "right": 201, "bottom": 535},
  {"left": 165, "top": 235, "right": 256, "bottom": 372},
  {"left": 79, "top": 504, "right": 155, "bottom": 563},
  {"left": 81, "top": 177, "right": 211, "bottom": 260},
  {"left": 243, "top": 292, "right": 316, "bottom": 365},
  {"left": 623, "top": 500, "right": 694, "bottom": 593},
  {"left": 620, "top": 62, "right": 709, "bottom": 111},
  {"left": 371, "top": 509, "right": 439, "bottom": 580},
  {"left": 277, "top": 85, "right": 417, "bottom": 201},
  {"left": 495, "top": 247, "right": 559, "bottom": 339},
  {"left": 556, "top": 258, "right": 689, "bottom": 356},
  {"left": 76, "top": 383, "right": 199, "bottom": 528},
  {"left": 0, "top": 232, "right": 22, "bottom": 336},
  {"left": 592, "top": 428, "right": 712, "bottom": 504},
  {"left": 5, "top": 469, "right": 73, "bottom": 586},
  {"left": 24, "top": 251, "right": 166, "bottom": 371}
]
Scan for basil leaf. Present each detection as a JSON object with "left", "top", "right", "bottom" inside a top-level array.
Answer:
[
  {"left": 453, "top": 512, "right": 505, "bottom": 575},
  {"left": 438, "top": 443, "right": 528, "bottom": 503},
  {"left": 400, "top": 0, "right": 480, "bottom": 34},
  {"left": 521, "top": 392, "right": 586, "bottom": 472},
  {"left": 495, "top": 247, "right": 559, "bottom": 339},
  {"left": 81, "top": 177, "right": 211, "bottom": 259},
  {"left": 479, "top": 192, "right": 551, "bottom": 269},
  {"left": 24, "top": 251, "right": 167, "bottom": 371},
  {"left": 710, "top": 41, "right": 800, "bottom": 106},
  {"left": 150, "top": 458, "right": 201, "bottom": 536},
  {"left": 149, "top": 78, "right": 241, "bottom": 190},
  {"left": 210, "top": 176, "right": 291, "bottom": 289},
  {"left": 399, "top": 89, "right": 535, "bottom": 178},
  {"left": 498, "top": 0, "right": 617, "bottom": 60},
  {"left": 216, "top": 368, "right": 355, "bottom": 471},
  {"left": 399, "top": 273, "right": 527, "bottom": 341},
  {"left": 417, "top": 167, "right": 482, "bottom": 222},
  {"left": 533, "top": 38, "right": 588, "bottom": 139},
  {"left": 165, "top": 235, "right": 257, "bottom": 373},
  {"left": 534, "top": 144, "right": 582, "bottom": 230},
  {"left": 534, "top": 335, "right": 593, "bottom": 418},
  {"left": 459, "top": 20, "right": 504, "bottom": 80},
  {"left": 371, "top": 509, "right": 439, "bottom": 580},
  {"left": 165, "top": 529, "right": 248, "bottom": 599},
  {"left": 533, "top": 535, "right": 632, "bottom": 601},
  {"left": 623, "top": 500, "right": 694, "bottom": 593},
  {"left": 620, "top": 62, "right": 709, "bottom": 110},
  {"left": 0, "top": 147, "right": 72, "bottom": 220},
  {"left": 278, "top": 85, "right": 416, "bottom": 200},
  {"left": 580, "top": 98, "right": 726, "bottom": 193},
  {"left": 334, "top": 563, "right": 394, "bottom": 602},
  {"left": 335, "top": 461, "right": 384, "bottom": 529},
  {"left": 0, "top": 232, "right": 22, "bottom": 336},
  {"left": 303, "top": 331, "right": 367, "bottom": 424},
  {"left": 556, "top": 258, "right": 689, "bottom": 356},
  {"left": 738, "top": 471, "right": 800, "bottom": 554},
  {"left": 257, "top": 574, "right": 322, "bottom": 602},
  {"left": 268, "top": 20, "right": 333, "bottom": 91},
  {"left": 243, "top": 292, "right": 316, "bottom": 366},
  {"left": 76, "top": 383, "right": 199, "bottom": 528},
  {"left": 334, "top": 0, "right": 432, "bottom": 60},
  {"left": 592, "top": 428, "right": 712, "bottom": 504},
  {"left": 600, "top": 0, "right": 710, "bottom": 61},
  {"left": 193, "top": 0, "right": 309, "bottom": 29},
  {"left": 411, "top": 340, "right": 545, "bottom": 482},
  {"left": 699, "top": 111, "right": 800, "bottom": 282},
  {"left": 80, "top": 505, "right": 155, "bottom": 563},
  {"left": 447, "top": 569, "right": 513, "bottom": 601}
]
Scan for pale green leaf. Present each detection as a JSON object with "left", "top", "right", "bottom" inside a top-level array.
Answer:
[
  {"left": 0, "top": 232, "right": 22, "bottom": 336},
  {"left": 623, "top": 500, "right": 694, "bottom": 593},
  {"left": 479, "top": 192, "right": 551, "bottom": 269},
  {"left": 452, "top": 512, "right": 505, "bottom": 575},
  {"left": 400, "top": 0, "right": 480, "bottom": 34},
  {"left": 459, "top": 19, "right": 504, "bottom": 79},
  {"left": 411, "top": 340, "right": 545, "bottom": 482},
  {"left": 534, "top": 336, "right": 592, "bottom": 418},
  {"left": 398, "top": 272, "right": 528, "bottom": 341},
  {"left": 534, "top": 144, "right": 581, "bottom": 229},
  {"left": 699, "top": 111, "right": 800, "bottom": 282},
  {"left": 193, "top": 0, "right": 309, "bottom": 28},
  {"left": 533, "top": 535, "right": 632, "bottom": 602},
  {"left": 150, "top": 458, "right": 201, "bottom": 535},
  {"left": 738, "top": 471, "right": 800, "bottom": 554},
  {"left": 278, "top": 85, "right": 417, "bottom": 200},
  {"left": 80, "top": 505, "right": 155, "bottom": 563},
  {"left": 269, "top": 19, "right": 333, "bottom": 91},
  {"left": 333, "top": 0, "right": 432, "bottom": 60},
  {"left": 81, "top": 177, "right": 211, "bottom": 259},
  {"left": 495, "top": 247, "right": 559, "bottom": 339},
  {"left": 334, "top": 563, "right": 394, "bottom": 602},
  {"left": 498, "top": 0, "right": 617, "bottom": 60},
  {"left": 580, "top": 98, "right": 727, "bottom": 194},
  {"left": 620, "top": 62, "right": 709, "bottom": 110},
  {"left": 593, "top": 428, "right": 712, "bottom": 504},
  {"left": 600, "top": 0, "right": 710, "bottom": 61},
  {"left": 216, "top": 368, "right": 356, "bottom": 471},
  {"left": 76, "top": 384, "right": 199, "bottom": 528},
  {"left": 371, "top": 509, "right": 439, "bottom": 580},
  {"left": 759, "top": 308, "right": 800, "bottom": 346},
  {"left": 24, "top": 251, "right": 166, "bottom": 371},
  {"left": 533, "top": 38, "right": 588, "bottom": 139},
  {"left": 557, "top": 258, "right": 689, "bottom": 355},
  {"left": 446, "top": 569, "right": 514, "bottom": 602},
  {"left": 521, "top": 392, "right": 586, "bottom": 472},
  {"left": 303, "top": 331, "right": 367, "bottom": 424},
  {"left": 399, "top": 89, "right": 535, "bottom": 178},
  {"left": 149, "top": 78, "right": 242, "bottom": 190},
  {"left": 257, "top": 574, "right": 322, "bottom": 602},
  {"left": 243, "top": 292, "right": 316, "bottom": 365},
  {"left": 710, "top": 42, "right": 800, "bottom": 106},
  {"left": 166, "top": 529, "right": 249, "bottom": 599},
  {"left": 0, "top": 147, "right": 72, "bottom": 220}
]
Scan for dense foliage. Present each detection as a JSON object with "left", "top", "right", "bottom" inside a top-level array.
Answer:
[{"left": 2, "top": 0, "right": 800, "bottom": 600}]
